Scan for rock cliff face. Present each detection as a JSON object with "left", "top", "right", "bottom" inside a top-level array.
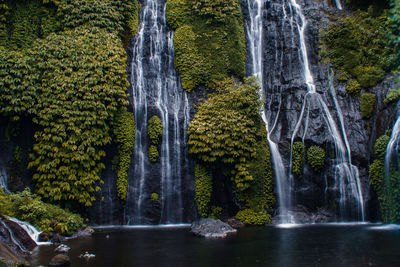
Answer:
[{"left": 242, "top": 0, "right": 398, "bottom": 221}]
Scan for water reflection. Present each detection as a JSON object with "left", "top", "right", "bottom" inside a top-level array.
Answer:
[{"left": 30, "top": 225, "right": 400, "bottom": 267}]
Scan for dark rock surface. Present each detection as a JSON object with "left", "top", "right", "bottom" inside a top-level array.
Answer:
[
  {"left": 0, "top": 214, "right": 36, "bottom": 264},
  {"left": 191, "top": 218, "right": 237, "bottom": 238}
]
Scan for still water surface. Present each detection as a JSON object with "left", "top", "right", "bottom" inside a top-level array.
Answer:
[{"left": 29, "top": 224, "right": 400, "bottom": 267}]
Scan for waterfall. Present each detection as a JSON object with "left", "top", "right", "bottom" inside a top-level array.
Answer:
[
  {"left": 245, "top": 0, "right": 293, "bottom": 223},
  {"left": 0, "top": 167, "right": 9, "bottom": 193},
  {"left": 246, "top": 0, "right": 364, "bottom": 222},
  {"left": 335, "top": 0, "right": 343, "bottom": 10},
  {"left": 385, "top": 114, "right": 400, "bottom": 175},
  {"left": 288, "top": 0, "right": 364, "bottom": 220},
  {"left": 125, "top": 0, "right": 188, "bottom": 224}
]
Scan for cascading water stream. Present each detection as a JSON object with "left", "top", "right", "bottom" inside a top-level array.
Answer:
[
  {"left": 335, "top": 0, "right": 343, "bottom": 10},
  {"left": 385, "top": 114, "right": 400, "bottom": 175},
  {"left": 126, "top": 0, "right": 188, "bottom": 225},
  {"left": 0, "top": 167, "right": 9, "bottom": 193},
  {"left": 288, "top": 0, "right": 364, "bottom": 220},
  {"left": 246, "top": 0, "right": 364, "bottom": 222},
  {"left": 245, "top": 0, "right": 293, "bottom": 223}
]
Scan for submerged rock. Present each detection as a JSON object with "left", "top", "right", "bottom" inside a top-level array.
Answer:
[
  {"left": 191, "top": 218, "right": 237, "bottom": 238},
  {"left": 79, "top": 251, "right": 95, "bottom": 261},
  {"left": 71, "top": 227, "right": 93, "bottom": 239},
  {"left": 49, "top": 254, "right": 70, "bottom": 267}
]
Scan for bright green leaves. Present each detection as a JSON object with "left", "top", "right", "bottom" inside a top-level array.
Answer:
[
  {"left": 167, "top": 0, "right": 246, "bottom": 92},
  {"left": 147, "top": 115, "right": 163, "bottom": 162},
  {"left": 0, "top": 188, "right": 84, "bottom": 235},
  {"left": 307, "top": 146, "right": 326, "bottom": 172},
  {"left": 360, "top": 93, "right": 376, "bottom": 119},
  {"left": 148, "top": 116, "right": 163, "bottom": 145},
  {"left": 113, "top": 108, "right": 136, "bottom": 201},
  {"left": 321, "top": 11, "right": 396, "bottom": 88},
  {"left": 26, "top": 27, "right": 129, "bottom": 206},
  {"left": 194, "top": 164, "right": 212, "bottom": 218},
  {"left": 291, "top": 142, "right": 305, "bottom": 178},
  {"left": 235, "top": 209, "right": 270, "bottom": 225}
]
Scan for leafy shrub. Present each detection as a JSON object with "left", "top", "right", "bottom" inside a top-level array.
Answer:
[
  {"left": 0, "top": 188, "right": 84, "bottom": 235},
  {"left": 148, "top": 145, "right": 159, "bottom": 163},
  {"left": 360, "top": 93, "right": 376, "bottom": 119},
  {"left": 113, "top": 108, "right": 135, "bottom": 201},
  {"left": 235, "top": 209, "right": 271, "bottom": 225},
  {"left": 307, "top": 146, "right": 326, "bottom": 172},
  {"left": 150, "top": 193, "right": 159, "bottom": 202},
  {"left": 148, "top": 116, "right": 163, "bottom": 145},
  {"left": 346, "top": 79, "right": 361, "bottom": 95},
  {"left": 167, "top": 0, "right": 246, "bottom": 91},
  {"left": 210, "top": 206, "right": 222, "bottom": 219},
  {"left": 321, "top": 11, "right": 395, "bottom": 88},
  {"left": 27, "top": 27, "right": 129, "bottom": 206},
  {"left": 188, "top": 77, "right": 261, "bottom": 191},
  {"left": 374, "top": 135, "right": 390, "bottom": 159},
  {"left": 291, "top": 142, "right": 305, "bottom": 178},
  {"left": 369, "top": 159, "right": 384, "bottom": 197},
  {"left": 385, "top": 89, "right": 400, "bottom": 104},
  {"left": 194, "top": 164, "right": 212, "bottom": 218}
]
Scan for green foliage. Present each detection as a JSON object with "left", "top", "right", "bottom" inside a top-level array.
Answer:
[
  {"left": 307, "top": 146, "right": 326, "bottom": 172},
  {"left": 385, "top": 88, "right": 400, "bottom": 104},
  {"left": 58, "top": 0, "right": 138, "bottom": 36},
  {"left": 291, "top": 142, "right": 305, "bottom": 178},
  {"left": 147, "top": 115, "right": 162, "bottom": 162},
  {"left": 388, "top": 0, "right": 400, "bottom": 68},
  {"left": 148, "top": 116, "right": 163, "bottom": 145},
  {"left": 113, "top": 108, "right": 135, "bottom": 201},
  {"left": 369, "top": 159, "right": 385, "bottom": 197},
  {"left": 194, "top": 164, "right": 212, "bottom": 218},
  {"left": 235, "top": 209, "right": 271, "bottom": 225},
  {"left": 346, "top": 79, "right": 361, "bottom": 95},
  {"left": 148, "top": 145, "right": 159, "bottom": 163},
  {"left": 235, "top": 128, "right": 275, "bottom": 212},
  {"left": 188, "top": 77, "right": 261, "bottom": 191},
  {"left": 360, "top": 93, "right": 376, "bottom": 119},
  {"left": 209, "top": 206, "right": 222, "bottom": 219},
  {"left": 27, "top": 27, "right": 129, "bottom": 206},
  {"left": 374, "top": 135, "right": 390, "bottom": 159},
  {"left": 150, "top": 193, "right": 159, "bottom": 202},
  {"left": 167, "top": 0, "right": 246, "bottom": 91},
  {"left": 321, "top": 11, "right": 396, "bottom": 88},
  {"left": 0, "top": 188, "right": 84, "bottom": 235},
  {"left": 0, "top": 49, "right": 36, "bottom": 116}
]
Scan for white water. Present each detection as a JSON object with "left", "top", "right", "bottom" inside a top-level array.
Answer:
[
  {"left": 127, "top": 0, "right": 188, "bottom": 224},
  {"left": 245, "top": 0, "right": 294, "bottom": 223},
  {"left": 8, "top": 217, "right": 50, "bottom": 246},
  {"left": 335, "top": 0, "right": 343, "bottom": 10},
  {"left": 0, "top": 167, "right": 9, "bottom": 193},
  {"left": 246, "top": 0, "right": 364, "bottom": 222},
  {"left": 385, "top": 115, "right": 400, "bottom": 176},
  {"left": 288, "top": 0, "right": 364, "bottom": 220}
]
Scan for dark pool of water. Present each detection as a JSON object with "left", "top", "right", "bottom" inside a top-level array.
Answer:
[{"left": 29, "top": 224, "right": 400, "bottom": 267}]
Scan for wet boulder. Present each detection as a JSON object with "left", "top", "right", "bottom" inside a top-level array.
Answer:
[{"left": 191, "top": 218, "right": 237, "bottom": 238}]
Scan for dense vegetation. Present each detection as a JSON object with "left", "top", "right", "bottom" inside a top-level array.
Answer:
[
  {"left": 369, "top": 134, "right": 400, "bottom": 223},
  {"left": 166, "top": 0, "right": 246, "bottom": 92},
  {"left": 0, "top": 189, "right": 84, "bottom": 235},
  {"left": 0, "top": 0, "right": 137, "bottom": 208},
  {"left": 188, "top": 78, "right": 275, "bottom": 223}
]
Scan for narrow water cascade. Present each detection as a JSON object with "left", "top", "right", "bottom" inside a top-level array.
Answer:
[
  {"left": 245, "top": 0, "right": 293, "bottom": 223},
  {"left": 0, "top": 167, "right": 9, "bottom": 193},
  {"left": 385, "top": 114, "right": 400, "bottom": 176},
  {"left": 125, "top": 0, "right": 189, "bottom": 225},
  {"left": 246, "top": 0, "right": 364, "bottom": 222},
  {"left": 7, "top": 217, "right": 46, "bottom": 246},
  {"left": 335, "top": 0, "right": 343, "bottom": 10}
]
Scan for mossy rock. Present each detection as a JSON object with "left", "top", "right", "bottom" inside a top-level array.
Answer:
[
  {"left": 291, "top": 142, "right": 305, "bottom": 178},
  {"left": 148, "top": 115, "right": 163, "bottom": 145},
  {"left": 346, "top": 79, "right": 361, "bottom": 95},
  {"left": 235, "top": 209, "right": 271, "bottom": 225},
  {"left": 194, "top": 164, "right": 212, "bottom": 218},
  {"left": 149, "top": 145, "right": 159, "bottom": 162}
]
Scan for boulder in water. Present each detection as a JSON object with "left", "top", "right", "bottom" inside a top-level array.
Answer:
[
  {"left": 49, "top": 254, "right": 70, "bottom": 267},
  {"left": 191, "top": 218, "right": 237, "bottom": 238},
  {"left": 54, "top": 244, "right": 70, "bottom": 254}
]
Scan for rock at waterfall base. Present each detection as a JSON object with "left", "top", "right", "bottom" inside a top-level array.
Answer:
[{"left": 191, "top": 218, "right": 237, "bottom": 238}]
